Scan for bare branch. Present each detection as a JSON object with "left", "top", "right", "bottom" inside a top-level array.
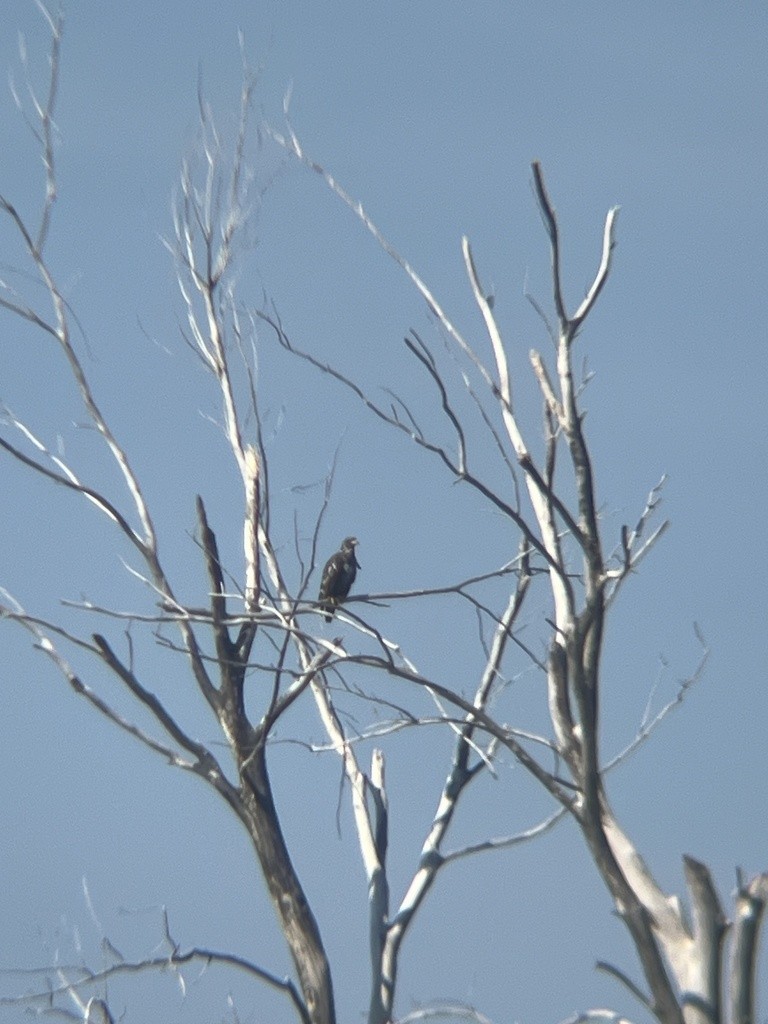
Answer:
[
  {"left": 92, "top": 633, "right": 220, "bottom": 758},
  {"left": 463, "top": 234, "right": 575, "bottom": 627},
  {"left": 683, "top": 856, "right": 727, "bottom": 1024},
  {"left": 1, "top": 944, "right": 311, "bottom": 1024},
  {"left": 334, "top": 653, "right": 573, "bottom": 809},
  {"left": 196, "top": 494, "right": 234, "bottom": 672},
  {"left": 368, "top": 748, "right": 390, "bottom": 1024},
  {"left": 396, "top": 1003, "right": 495, "bottom": 1024},
  {"left": 595, "top": 961, "right": 653, "bottom": 1012},
  {"left": 267, "top": 120, "right": 496, "bottom": 392},
  {"left": 531, "top": 161, "right": 620, "bottom": 333},
  {"left": 730, "top": 871, "right": 768, "bottom": 1024},
  {"left": 0, "top": 423, "right": 145, "bottom": 553},
  {"left": 0, "top": 600, "right": 224, "bottom": 776},
  {"left": 442, "top": 806, "right": 566, "bottom": 864},
  {"left": 531, "top": 162, "right": 568, "bottom": 327},
  {"left": 261, "top": 643, "right": 336, "bottom": 733},
  {"left": 405, "top": 330, "right": 467, "bottom": 472},
  {"left": 572, "top": 204, "right": 621, "bottom": 329},
  {"left": 261, "top": 307, "right": 571, "bottom": 586},
  {"left": 604, "top": 628, "right": 709, "bottom": 771},
  {"left": 606, "top": 476, "right": 670, "bottom": 604},
  {"left": 530, "top": 348, "right": 565, "bottom": 428},
  {"left": 560, "top": 1014, "right": 637, "bottom": 1024}
]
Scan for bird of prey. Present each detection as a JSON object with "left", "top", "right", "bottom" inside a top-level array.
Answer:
[{"left": 318, "top": 537, "right": 360, "bottom": 622}]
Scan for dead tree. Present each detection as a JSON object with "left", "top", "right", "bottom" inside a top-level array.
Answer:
[
  {"left": 0, "top": 9, "right": 765, "bottom": 1024},
  {"left": 267, "top": 119, "right": 768, "bottom": 1024}
]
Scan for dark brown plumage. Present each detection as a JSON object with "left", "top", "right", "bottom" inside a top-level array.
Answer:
[{"left": 318, "top": 537, "right": 360, "bottom": 622}]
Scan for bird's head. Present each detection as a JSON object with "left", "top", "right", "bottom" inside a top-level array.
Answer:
[{"left": 341, "top": 536, "right": 360, "bottom": 566}]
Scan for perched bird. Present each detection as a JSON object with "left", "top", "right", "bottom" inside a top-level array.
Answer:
[{"left": 318, "top": 537, "right": 360, "bottom": 622}]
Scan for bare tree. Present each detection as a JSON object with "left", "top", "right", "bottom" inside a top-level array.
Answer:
[{"left": 1, "top": 10, "right": 766, "bottom": 1024}]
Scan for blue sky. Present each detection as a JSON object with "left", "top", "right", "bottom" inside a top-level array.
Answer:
[{"left": 1, "top": 2, "right": 767, "bottom": 1023}]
